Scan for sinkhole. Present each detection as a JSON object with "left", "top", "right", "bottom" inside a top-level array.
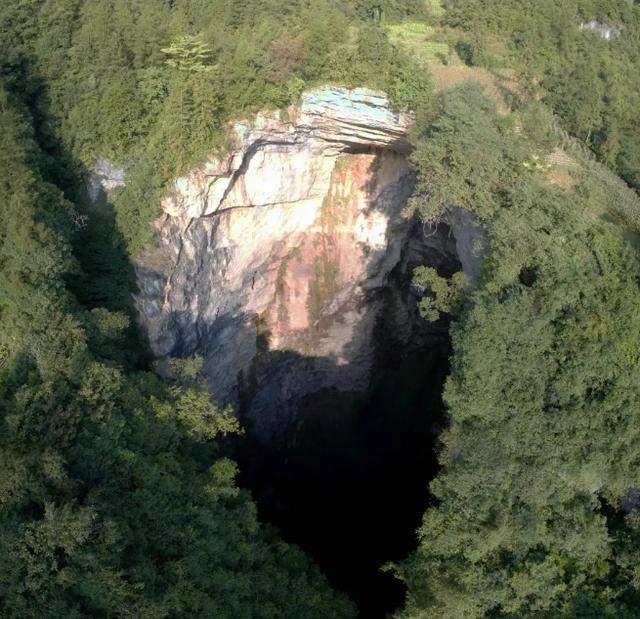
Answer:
[
  {"left": 236, "top": 342, "right": 450, "bottom": 617},
  {"left": 136, "top": 142, "right": 470, "bottom": 615},
  {"left": 234, "top": 221, "right": 459, "bottom": 617}
]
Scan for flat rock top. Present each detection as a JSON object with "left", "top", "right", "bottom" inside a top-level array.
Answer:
[
  {"left": 165, "top": 85, "right": 414, "bottom": 218},
  {"left": 300, "top": 86, "right": 408, "bottom": 127}
]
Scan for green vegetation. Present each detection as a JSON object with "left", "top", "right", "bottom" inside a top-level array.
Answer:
[
  {"left": 2, "top": 0, "right": 640, "bottom": 616},
  {"left": 412, "top": 267, "right": 467, "bottom": 321},
  {"left": 399, "top": 82, "right": 640, "bottom": 617},
  {"left": 0, "top": 80, "right": 353, "bottom": 618},
  {"left": 0, "top": 0, "right": 431, "bottom": 253},
  {"left": 386, "top": 23, "right": 452, "bottom": 66},
  {"left": 162, "top": 35, "right": 214, "bottom": 74},
  {"left": 444, "top": 0, "right": 640, "bottom": 193}
]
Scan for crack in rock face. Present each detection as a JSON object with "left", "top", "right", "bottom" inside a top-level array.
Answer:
[{"left": 134, "top": 87, "right": 478, "bottom": 443}]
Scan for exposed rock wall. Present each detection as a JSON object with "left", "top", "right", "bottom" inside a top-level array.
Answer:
[
  {"left": 134, "top": 87, "right": 469, "bottom": 442},
  {"left": 87, "top": 158, "right": 126, "bottom": 204},
  {"left": 160, "top": 87, "right": 412, "bottom": 221},
  {"left": 579, "top": 20, "right": 622, "bottom": 40}
]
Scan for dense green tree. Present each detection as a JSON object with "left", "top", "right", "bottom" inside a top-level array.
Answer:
[
  {"left": 2, "top": 2, "right": 640, "bottom": 616},
  {"left": 0, "top": 83, "right": 354, "bottom": 618},
  {"left": 412, "top": 267, "right": 467, "bottom": 321},
  {"left": 445, "top": 0, "right": 640, "bottom": 192},
  {"left": 1, "top": 0, "right": 429, "bottom": 253},
  {"left": 398, "top": 83, "right": 640, "bottom": 618},
  {"left": 162, "top": 35, "right": 214, "bottom": 74}
]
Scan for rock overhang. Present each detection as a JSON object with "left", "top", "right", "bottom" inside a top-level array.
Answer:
[
  {"left": 134, "top": 84, "right": 483, "bottom": 442},
  {"left": 161, "top": 87, "right": 413, "bottom": 220}
]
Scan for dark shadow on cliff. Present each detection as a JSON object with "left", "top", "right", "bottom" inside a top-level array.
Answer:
[
  {"left": 232, "top": 217, "right": 460, "bottom": 618},
  {"left": 1, "top": 53, "right": 151, "bottom": 369},
  {"left": 125, "top": 143, "right": 459, "bottom": 615},
  {"left": 69, "top": 185, "right": 152, "bottom": 369},
  {"left": 149, "top": 147, "right": 462, "bottom": 617}
]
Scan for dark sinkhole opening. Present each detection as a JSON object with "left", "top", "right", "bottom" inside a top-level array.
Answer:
[
  {"left": 237, "top": 340, "right": 450, "bottom": 617},
  {"left": 235, "top": 232, "right": 456, "bottom": 617}
]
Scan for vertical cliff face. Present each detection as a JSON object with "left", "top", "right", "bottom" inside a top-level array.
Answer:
[{"left": 134, "top": 87, "right": 476, "bottom": 442}]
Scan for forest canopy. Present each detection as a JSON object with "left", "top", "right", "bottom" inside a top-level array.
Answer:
[
  {"left": 400, "top": 82, "right": 640, "bottom": 618},
  {"left": 0, "top": 80, "right": 354, "bottom": 617},
  {"left": 1, "top": 0, "right": 640, "bottom": 617}
]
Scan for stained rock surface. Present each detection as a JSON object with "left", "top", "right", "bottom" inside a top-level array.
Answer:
[
  {"left": 134, "top": 87, "right": 475, "bottom": 442},
  {"left": 160, "top": 87, "right": 412, "bottom": 220}
]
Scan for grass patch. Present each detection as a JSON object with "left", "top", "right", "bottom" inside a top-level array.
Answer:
[
  {"left": 424, "top": 0, "right": 445, "bottom": 18},
  {"left": 386, "top": 22, "right": 452, "bottom": 66}
]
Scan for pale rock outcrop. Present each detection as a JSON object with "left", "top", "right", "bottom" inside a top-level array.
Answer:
[
  {"left": 87, "top": 158, "right": 126, "bottom": 203},
  {"left": 448, "top": 209, "right": 485, "bottom": 284},
  {"left": 135, "top": 87, "right": 469, "bottom": 442},
  {"left": 161, "top": 87, "right": 412, "bottom": 220},
  {"left": 579, "top": 20, "right": 622, "bottom": 40}
]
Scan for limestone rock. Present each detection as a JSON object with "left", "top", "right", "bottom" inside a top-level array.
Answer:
[
  {"left": 579, "top": 20, "right": 622, "bottom": 40},
  {"left": 161, "top": 87, "right": 412, "bottom": 220},
  {"left": 87, "top": 158, "right": 126, "bottom": 203},
  {"left": 135, "top": 86, "right": 470, "bottom": 442}
]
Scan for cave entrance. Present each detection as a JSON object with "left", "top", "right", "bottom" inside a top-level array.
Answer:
[
  {"left": 237, "top": 338, "right": 450, "bottom": 617},
  {"left": 236, "top": 221, "right": 457, "bottom": 617}
]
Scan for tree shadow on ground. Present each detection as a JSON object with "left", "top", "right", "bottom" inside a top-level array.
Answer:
[{"left": 3, "top": 53, "right": 151, "bottom": 369}]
